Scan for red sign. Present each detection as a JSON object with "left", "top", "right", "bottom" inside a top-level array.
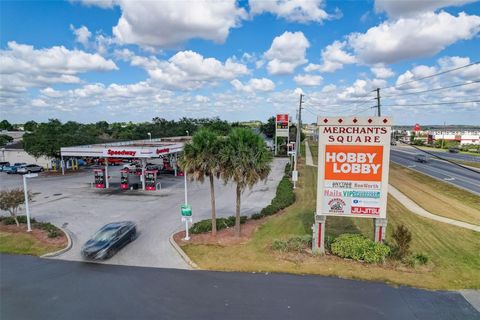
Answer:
[
  {"left": 107, "top": 149, "right": 137, "bottom": 157},
  {"left": 276, "top": 114, "right": 289, "bottom": 122},
  {"left": 351, "top": 207, "right": 380, "bottom": 215},
  {"left": 156, "top": 148, "right": 170, "bottom": 154},
  {"left": 413, "top": 123, "right": 421, "bottom": 131}
]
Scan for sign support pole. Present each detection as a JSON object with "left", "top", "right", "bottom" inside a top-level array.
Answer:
[
  {"left": 104, "top": 157, "right": 109, "bottom": 189},
  {"left": 374, "top": 218, "right": 388, "bottom": 243},
  {"left": 312, "top": 214, "right": 326, "bottom": 254}
]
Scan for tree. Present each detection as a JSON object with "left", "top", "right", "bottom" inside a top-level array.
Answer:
[
  {"left": 179, "top": 129, "right": 222, "bottom": 236},
  {"left": 260, "top": 116, "right": 275, "bottom": 139},
  {"left": 0, "top": 134, "right": 13, "bottom": 147},
  {"left": 0, "top": 189, "right": 32, "bottom": 227},
  {"left": 0, "top": 120, "right": 13, "bottom": 131},
  {"left": 23, "top": 120, "right": 38, "bottom": 132},
  {"left": 391, "top": 224, "right": 412, "bottom": 260},
  {"left": 220, "top": 128, "right": 273, "bottom": 237}
]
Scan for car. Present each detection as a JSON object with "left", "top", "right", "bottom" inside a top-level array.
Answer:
[
  {"left": 390, "top": 140, "right": 397, "bottom": 146},
  {"left": 81, "top": 221, "right": 137, "bottom": 260},
  {"left": 3, "top": 162, "right": 27, "bottom": 174},
  {"left": 123, "top": 162, "right": 140, "bottom": 171},
  {"left": 414, "top": 154, "right": 428, "bottom": 163},
  {"left": 448, "top": 147, "right": 460, "bottom": 153},
  {"left": 16, "top": 164, "right": 44, "bottom": 174},
  {"left": 0, "top": 161, "right": 10, "bottom": 172}
]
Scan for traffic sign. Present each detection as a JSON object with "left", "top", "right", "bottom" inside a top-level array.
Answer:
[{"left": 181, "top": 204, "right": 192, "bottom": 216}]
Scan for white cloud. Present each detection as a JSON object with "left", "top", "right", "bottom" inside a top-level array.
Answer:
[
  {"left": 70, "top": 25, "right": 92, "bottom": 47},
  {"left": 71, "top": 0, "right": 115, "bottom": 9},
  {"left": 294, "top": 74, "right": 323, "bottom": 86},
  {"left": 111, "top": 0, "right": 246, "bottom": 48},
  {"left": 264, "top": 31, "right": 310, "bottom": 75},
  {"left": 249, "top": 0, "right": 333, "bottom": 23},
  {"left": 231, "top": 78, "right": 276, "bottom": 93},
  {"left": 348, "top": 12, "right": 480, "bottom": 64},
  {"left": 305, "top": 40, "right": 356, "bottom": 73},
  {"left": 130, "top": 50, "right": 249, "bottom": 90},
  {"left": 371, "top": 65, "right": 395, "bottom": 78},
  {"left": 0, "top": 42, "right": 117, "bottom": 93},
  {"left": 375, "top": 0, "right": 478, "bottom": 18}
]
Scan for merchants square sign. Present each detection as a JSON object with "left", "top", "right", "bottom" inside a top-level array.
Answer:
[{"left": 316, "top": 117, "right": 392, "bottom": 219}]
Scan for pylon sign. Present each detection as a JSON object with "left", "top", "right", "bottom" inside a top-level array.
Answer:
[
  {"left": 276, "top": 114, "right": 289, "bottom": 137},
  {"left": 316, "top": 117, "right": 392, "bottom": 219}
]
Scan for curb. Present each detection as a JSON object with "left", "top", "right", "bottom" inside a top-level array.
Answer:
[
  {"left": 41, "top": 226, "right": 73, "bottom": 258},
  {"left": 169, "top": 232, "right": 199, "bottom": 270}
]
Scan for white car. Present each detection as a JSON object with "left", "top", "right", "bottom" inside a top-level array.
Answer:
[
  {"left": 122, "top": 163, "right": 140, "bottom": 171},
  {"left": 16, "top": 164, "right": 44, "bottom": 174}
]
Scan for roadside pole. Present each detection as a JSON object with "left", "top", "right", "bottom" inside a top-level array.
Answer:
[
  {"left": 293, "top": 94, "right": 303, "bottom": 189},
  {"left": 104, "top": 157, "right": 109, "bottom": 189},
  {"left": 374, "top": 218, "right": 388, "bottom": 243},
  {"left": 312, "top": 214, "right": 326, "bottom": 254},
  {"left": 182, "top": 172, "right": 192, "bottom": 241},
  {"left": 141, "top": 159, "right": 146, "bottom": 191},
  {"left": 61, "top": 156, "right": 65, "bottom": 175},
  {"left": 23, "top": 173, "right": 38, "bottom": 232}
]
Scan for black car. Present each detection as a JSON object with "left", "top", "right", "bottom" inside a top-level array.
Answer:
[{"left": 81, "top": 221, "right": 137, "bottom": 260}]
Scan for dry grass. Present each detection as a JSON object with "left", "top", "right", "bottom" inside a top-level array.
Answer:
[{"left": 389, "top": 163, "right": 480, "bottom": 225}]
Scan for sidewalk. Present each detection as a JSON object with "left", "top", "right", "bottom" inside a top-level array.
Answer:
[
  {"left": 305, "top": 140, "right": 316, "bottom": 167},
  {"left": 388, "top": 185, "right": 480, "bottom": 232}
]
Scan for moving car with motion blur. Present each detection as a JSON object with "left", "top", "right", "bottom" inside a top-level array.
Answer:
[
  {"left": 81, "top": 221, "right": 137, "bottom": 260},
  {"left": 414, "top": 154, "right": 428, "bottom": 163}
]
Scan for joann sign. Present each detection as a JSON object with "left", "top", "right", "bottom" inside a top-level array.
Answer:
[
  {"left": 276, "top": 114, "right": 289, "bottom": 137},
  {"left": 316, "top": 117, "right": 392, "bottom": 219}
]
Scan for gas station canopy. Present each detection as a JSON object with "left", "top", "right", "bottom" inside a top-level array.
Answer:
[{"left": 60, "top": 137, "right": 186, "bottom": 158}]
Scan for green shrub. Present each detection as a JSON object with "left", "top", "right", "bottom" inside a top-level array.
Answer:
[
  {"left": 331, "top": 234, "right": 390, "bottom": 263},
  {"left": 272, "top": 235, "right": 312, "bottom": 252},
  {"left": 36, "top": 222, "right": 61, "bottom": 238},
  {"left": 251, "top": 213, "right": 264, "bottom": 220},
  {"left": 1, "top": 215, "right": 36, "bottom": 225},
  {"left": 190, "top": 216, "right": 247, "bottom": 234},
  {"left": 405, "top": 253, "right": 429, "bottom": 267}
]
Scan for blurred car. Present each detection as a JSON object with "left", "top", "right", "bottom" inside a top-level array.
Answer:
[
  {"left": 3, "top": 162, "right": 27, "bottom": 174},
  {"left": 81, "top": 221, "right": 137, "bottom": 260},
  {"left": 414, "top": 154, "right": 428, "bottom": 163},
  {"left": 448, "top": 147, "right": 460, "bottom": 153},
  {"left": 17, "top": 164, "right": 44, "bottom": 174},
  {"left": 123, "top": 162, "right": 140, "bottom": 171},
  {"left": 0, "top": 161, "right": 10, "bottom": 172}
]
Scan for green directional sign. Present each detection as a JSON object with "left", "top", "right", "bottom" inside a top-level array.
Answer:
[{"left": 181, "top": 204, "right": 192, "bottom": 216}]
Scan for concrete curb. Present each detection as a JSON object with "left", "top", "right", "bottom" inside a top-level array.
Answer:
[
  {"left": 41, "top": 226, "right": 73, "bottom": 258},
  {"left": 169, "top": 232, "right": 199, "bottom": 270}
]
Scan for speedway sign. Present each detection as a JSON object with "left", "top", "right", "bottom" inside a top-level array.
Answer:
[
  {"left": 276, "top": 114, "right": 289, "bottom": 137},
  {"left": 316, "top": 117, "right": 392, "bottom": 218}
]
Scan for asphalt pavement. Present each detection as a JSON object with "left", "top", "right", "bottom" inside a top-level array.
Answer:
[
  {"left": 1, "top": 254, "right": 479, "bottom": 320},
  {"left": 0, "top": 158, "right": 287, "bottom": 269},
  {"left": 390, "top": 147, "right": 480, "bottom": 195}
]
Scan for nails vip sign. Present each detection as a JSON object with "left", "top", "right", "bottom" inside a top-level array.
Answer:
[{"left": 316, "top": 117, "right": 392, "bottom": 219}]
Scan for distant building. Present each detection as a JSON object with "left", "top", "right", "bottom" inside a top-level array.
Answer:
[
  {"left": 427, "top": 131, "right": 480, "bottom": 145},
  {"left": 0, "top": 141, "right": 53, "bottom": 167}
]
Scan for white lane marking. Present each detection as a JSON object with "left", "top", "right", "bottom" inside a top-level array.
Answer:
[
  {"left": 407, "top": 165, "right": 416, "bottom": 168},
  {"left": 443, "top": 177, "right": 455, "bottom": 181}
]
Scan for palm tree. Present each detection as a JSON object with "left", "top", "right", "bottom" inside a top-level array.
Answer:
[
  {"left": 179, "top": 129, "right": 222, "bottom": 236},
  {"left": 220, "top": 128, "right": 273, "bottom": 237}
]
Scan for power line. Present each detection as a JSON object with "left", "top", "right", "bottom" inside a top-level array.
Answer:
[
  {"left": 382, "top": 80, "right": 480, "bottom": 98},
  {"left": 382, "top": 100, "right": 480, "bottom": 107},
  {"left": 381, "top": 60, "right": 480, "bottom": 90},
  {"left": 350, "top": 106, "right": 376, "bottom": 116}
]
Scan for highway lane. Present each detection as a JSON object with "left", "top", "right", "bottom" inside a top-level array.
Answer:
[
  {"left": 412, "top": 147, "right": 480, "bottom": 163},
  {"left": 1, "top": 254, "right": 479, "bottom": 320},
  {"left": 390, "top": 148, "right": 480, "bottom": 195}
]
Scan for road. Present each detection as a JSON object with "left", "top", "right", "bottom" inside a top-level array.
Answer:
[
  {"left": 390, "top": 146, "right": 480, "bottom": 195},
  {"left": 0, "top": 158, "right": 287, "bottom": 269},
  {"left": 1, "top": 254, "right": 478, "bottom": 320}
]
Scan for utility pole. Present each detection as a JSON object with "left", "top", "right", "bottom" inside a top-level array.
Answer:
[
  {"left": 293, "top": 93, "right": 303, "bottom": 189},
  {"left": 441, "top": 121, "right": 446, "bottom": 149},
  {"left": 375, "top": 88, "right": 381, "bottom": 117}
]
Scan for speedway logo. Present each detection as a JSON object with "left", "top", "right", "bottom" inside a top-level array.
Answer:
[
  {"left": 156, "top": 148, "right": 170, "bottom": 154},
  {"left": 107, "top": 149, "right": 137, "bottom": 157}
]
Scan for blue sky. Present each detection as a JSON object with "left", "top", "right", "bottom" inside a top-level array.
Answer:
[{"left": 1, "top": 0, "right": 479, "bottom": 125}]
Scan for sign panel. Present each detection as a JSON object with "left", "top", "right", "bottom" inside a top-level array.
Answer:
[
  {"left": 276, "top": 114, "right": 289, "bottom": 137},
  {"left": 316, "top": 117, "right": 392, "bottom": 219}
]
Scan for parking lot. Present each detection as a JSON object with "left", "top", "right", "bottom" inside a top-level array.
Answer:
[{"left": 0, "top": 158, "right": 288, "bottom": 269}]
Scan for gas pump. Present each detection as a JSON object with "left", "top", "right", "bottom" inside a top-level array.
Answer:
[
  {"left": 162, "top": 158, "right": 171, "bottom": 171},
  {"left": 94, "top": 169, "right": 106, "bottom": 188},
  {"left": 120, "top": 169, "right": 140, "bottom": 190},
  {"left": 145, "top": 170, "right": 158, "bottom": 191}
]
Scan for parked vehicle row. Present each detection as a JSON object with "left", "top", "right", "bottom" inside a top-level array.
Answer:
[{"left": 0, "top": 162, "right": 44, "bottom": 174}]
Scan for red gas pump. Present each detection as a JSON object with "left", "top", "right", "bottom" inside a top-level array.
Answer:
[
  {"left": 145, "top": 170, "right": 158, "bottom": 191},
  {"left": 94, "top": 168, "right": 106, "bottom": 188},
  {"left": 120, "top": 169, "right": 140, "bottom": 190}
]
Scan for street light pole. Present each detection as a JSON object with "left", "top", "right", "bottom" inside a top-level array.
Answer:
[
  {"left": 147, "top": 132, "right": 152, "bottom": 142},
  {"left": 23, "top": 173, "right": 37, "bottom": 232},
  {"left": 184, "top": 172, "right": 188, "bottom": 205}
]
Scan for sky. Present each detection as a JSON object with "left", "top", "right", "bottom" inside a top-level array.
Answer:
[{"left": 1, "top": 0, "right": 479, "bottom": 125}]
